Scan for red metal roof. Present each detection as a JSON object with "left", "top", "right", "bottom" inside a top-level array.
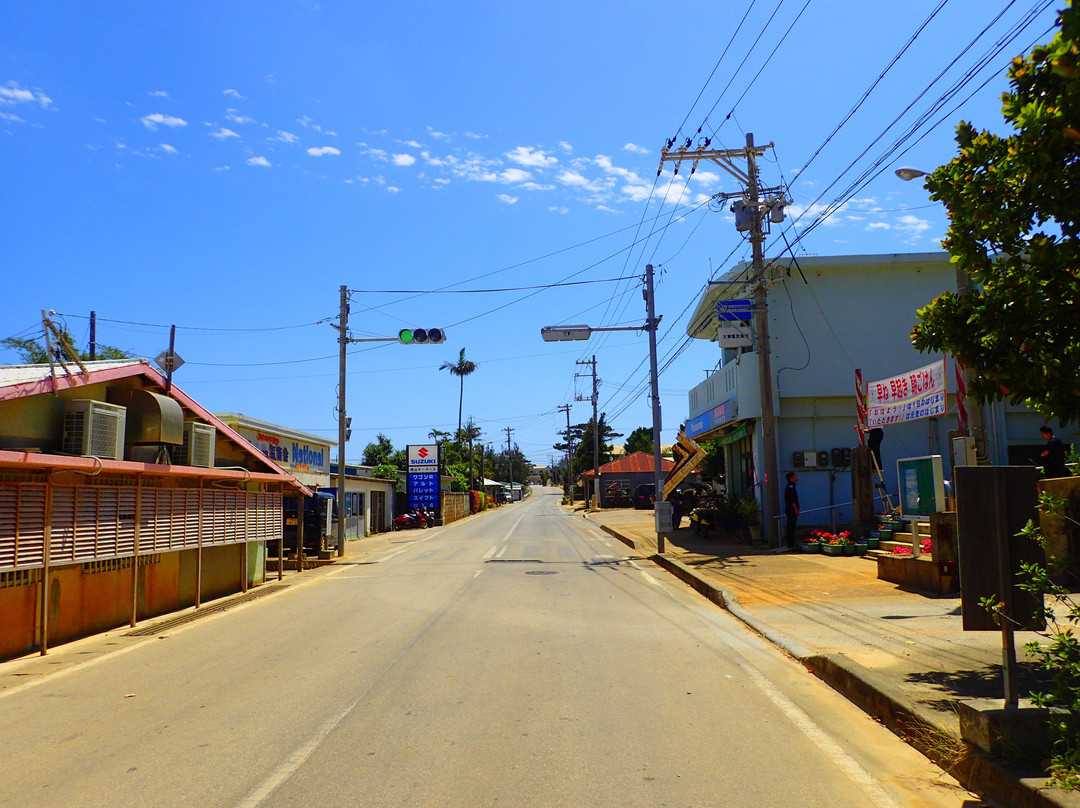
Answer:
[{"left": 578, "top": 451, "right": 676, "bottom": 478}]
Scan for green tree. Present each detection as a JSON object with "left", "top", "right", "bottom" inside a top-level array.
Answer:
[
  {"left": 911, "top": 4, "right": 1080, "bottom": 423},
  {"left": 554, "top": 413, "right": 622, "bottom": 477},
  {"left": 3, "top": 334, "right": 130, "bottom": 364},
  {"left": 439, "top": 348, "right": 477, "bottom": 436},
  {"left": 623, "top": 426, "right": 654, "bottom": 456},
  {"left": 361, "top": 433, "right": 395, "bottom": 468}
]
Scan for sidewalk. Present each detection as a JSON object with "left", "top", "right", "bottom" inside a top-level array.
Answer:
[{"left": 578, "top": 505, "right": 1080, "bottom": 808}]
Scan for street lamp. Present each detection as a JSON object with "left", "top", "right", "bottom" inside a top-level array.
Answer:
[
  {"left": 894, "top": 166, "right": 929, "bottom": 182},
  {"left": 540, "top": 264, "right": 670, "bottom": 553},
  {"left": 893, "top": 165, "right": 988, "bottom": 466}
]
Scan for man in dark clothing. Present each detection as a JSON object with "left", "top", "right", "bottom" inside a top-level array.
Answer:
[
  {"left": 1040, "top": 425, "right": 1070, "bottom": 478},
  {"left": 784, "top": 471, "right": 800, "bottom": 548}
]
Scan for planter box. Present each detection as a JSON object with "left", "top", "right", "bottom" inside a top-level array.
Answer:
[
  {"left": 821, "top": 544, "right": 845, "bottom": 556},
  {"left": 853, "top": 543, "right": 868, "bottom": 555},
  {"left": 878, "top": 529, "right": 893, "bottom": 541},
  {"left": 863, "top": 537, "right": 879, "bottom": 550},
  {"left": 800, "top": 542, "right": 821, "bottom": 553}
]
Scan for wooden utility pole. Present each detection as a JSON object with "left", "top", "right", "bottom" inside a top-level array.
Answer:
[{"left": 575, "top": 356, "right": 600, "bottom": 508}]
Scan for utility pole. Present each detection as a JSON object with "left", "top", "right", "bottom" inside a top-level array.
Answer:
[
  {"left": 575, "top": 356, "right": 600, "bottom": 509},
  {"left": 659, "top": 132, "right": 787, "bottom": 548},
  {"left": 557, "top": 404, "right": 573, "bottom": 504},
  {"left": 644, "top": 264, "right": 666, "bottom": 554},
  {"left": 504, "top": 426, "right": 515, "bottom": 502},
  {"left": 89, "top": 311, "right": 97, "bottom": 361},
  {"left": 335, "top": 285, "right": 348, "bottom": 557}
]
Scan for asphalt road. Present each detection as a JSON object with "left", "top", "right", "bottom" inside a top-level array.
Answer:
[{"left": 0, "top": 487, "right": 980, "bottom": 807}]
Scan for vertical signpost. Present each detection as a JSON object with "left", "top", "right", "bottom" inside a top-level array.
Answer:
[{"left": 407, "top": 444, "right": 441, "bottom": 519}]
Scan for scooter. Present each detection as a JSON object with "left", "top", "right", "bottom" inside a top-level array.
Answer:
[
  {"left": 689, "top": 506, "right": 715, "bottom": 537},
  {"left": 392, "top": 509, "right": 430, "bottom": 530}
]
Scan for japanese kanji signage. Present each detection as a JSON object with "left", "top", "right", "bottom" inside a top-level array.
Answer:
[{"left": 866, "top": 359, "right": 947, "bottom": 427}]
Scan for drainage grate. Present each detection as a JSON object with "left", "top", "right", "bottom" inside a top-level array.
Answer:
[
  {"left": 525, "top": 570, "right": 558, "bottom": 575},
  {"left": 125, "top": 583, "right": 290, "bottom": 636}
]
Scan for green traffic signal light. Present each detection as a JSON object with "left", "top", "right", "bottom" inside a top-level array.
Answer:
[{"left": 398, "top": 328, "right": 445, "bottom": 344}]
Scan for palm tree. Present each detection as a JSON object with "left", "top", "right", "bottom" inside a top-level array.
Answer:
[{"left": 439, "top": 348, "right": 477, "bottom": 436}]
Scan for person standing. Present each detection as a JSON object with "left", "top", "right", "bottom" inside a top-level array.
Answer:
[
  {"left": 1040, "top": 425, "right": 1070, "bottom": 478},
  {"left": 784, "top": 471, "right": 800, "bottom": 548}
]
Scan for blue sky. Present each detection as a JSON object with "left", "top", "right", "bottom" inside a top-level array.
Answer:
[{"left": 1, "top": 1, "right": 1061, "bottom": 467}]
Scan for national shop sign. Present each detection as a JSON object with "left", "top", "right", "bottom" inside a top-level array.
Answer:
[{"left": 866, "top": 359, "right": 947, "bottom": 427}]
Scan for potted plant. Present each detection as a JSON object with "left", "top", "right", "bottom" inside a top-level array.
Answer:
[
  {"left": 800, "top": 531, "right": 822, "bottom": 553},
  {"left": 733, "top": 497, "right": 759, "bottom": 543}
]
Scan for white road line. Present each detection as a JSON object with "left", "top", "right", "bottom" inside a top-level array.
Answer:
[
  {"left": 482, "top": 546, "right": 498, "bottom": 560},
  {"left": 473, "top": 569, "right": 483, "bottom": 578},
  {"left": 375, "top": 548, "right": 408, "bottom": 563},
  {"left": 495, "top": 546, "right": 508, "bottom": 559},
  {"left": 739, "top": 662, "right": 905, "bottom": 808},
  {"left": 236, "top": 694, "right": 362, "bottom": 808},
  {"left": 638, "top": 570, "right": 663, "bottom": 587}
]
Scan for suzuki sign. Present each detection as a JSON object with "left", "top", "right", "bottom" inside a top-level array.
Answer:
[{"left": 407, "top": 444, "right": 440, "bottom": 472}]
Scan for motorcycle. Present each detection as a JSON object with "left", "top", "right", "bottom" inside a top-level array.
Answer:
[{"left": 392, "top": 509, "right": 430, "bottom": 530}]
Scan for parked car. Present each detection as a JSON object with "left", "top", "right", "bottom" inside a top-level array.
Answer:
[{"left": 633, "top": 484, "right": 655, "bottom": 510}]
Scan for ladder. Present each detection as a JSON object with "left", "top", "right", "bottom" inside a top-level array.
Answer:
[{"left": 871, "top": 454, "right": 894, "bottom": 513}]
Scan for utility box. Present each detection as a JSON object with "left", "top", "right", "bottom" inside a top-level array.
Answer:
[{"left": 956, "top": 465, "right": 1044, "bottom": 632}]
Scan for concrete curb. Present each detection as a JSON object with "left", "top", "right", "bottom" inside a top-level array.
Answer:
[{"left": 596, "top": 520, "right": 1071, "bottom": 808}]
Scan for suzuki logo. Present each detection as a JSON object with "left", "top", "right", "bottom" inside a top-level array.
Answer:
[{"left": 418, "top": 447, "right": 429, "bottom": 458}]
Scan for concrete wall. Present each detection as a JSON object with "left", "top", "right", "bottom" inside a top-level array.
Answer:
[{"left": 442, "top": 492, "right": 469, "bottom": 524}]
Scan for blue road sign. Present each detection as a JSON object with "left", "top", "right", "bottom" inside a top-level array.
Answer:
[{"left": 717, "top": 299, "right": 753, "bottom": 321}]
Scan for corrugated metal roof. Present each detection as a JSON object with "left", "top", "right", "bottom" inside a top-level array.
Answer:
[
  {"left": 579, "top": 451, "right": 676, "bottom": 478},
  {"left": 0, "top": 360, "right": 145, "bottom": 389}
]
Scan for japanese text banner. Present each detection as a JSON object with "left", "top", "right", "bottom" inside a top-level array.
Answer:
[{"left": 866, "top": 358, "right": 947, "bottom": 427}]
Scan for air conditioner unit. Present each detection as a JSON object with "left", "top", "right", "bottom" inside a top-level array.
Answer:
[
  {"left": 176, "top": 422, "right": 216, "bottom": 468},
  {"left": 63, "top": 400, "right": 126, "bottom": 460}
]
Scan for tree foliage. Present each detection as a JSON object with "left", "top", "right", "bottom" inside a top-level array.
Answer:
[
  {"left": 439, "top": 348, "right": 477, "bottom": 435},
  {"left": 2, "top": 334, "right": 130, "bottom": 364},
  {"left": 553, "top": 413, "right": 622, "bottom": 477},
  {"left": 911, "top": 4, "right": 1080, "bottom": 423},
  {"left": 623, "top": 426, "right": 654, "bottom": 456}
]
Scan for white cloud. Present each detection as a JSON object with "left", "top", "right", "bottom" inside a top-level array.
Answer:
[
  {"left": 160, "top": 143, "right": 178, "bottom": 154},
  {"left": 623, "top": 143, "right": 649, "bottom": 154},
  {"left": 387, "top": 186, "right": 402, "bottom": 194},
  {"left": 149, "top": 90, "right": 170, "bottom": 98},
  {"left": 496, "top": 194, "right": 518, "bottom": 205},
  {"left": 274, "top": 130, "right": 300, "bottom": 144},
  {"left": 464, "top": 131, "right": 486, "bottom": 139},
  {"left": 499, "top": 168, "right": 532, "bottom": 183},
  {"left": 392, "top": 153, "right": 416, "bottom": 166},
  {"left": 506, "top": 146, "right": 557, "bottom": 168},
  {"left": 141, "top": 113, "right": 187, "bottom": 130},
  {"left": 400, "top": 140, "right": 422, "bottom": 148},
  {"left": 867, "top": 222, "right": 891, "bottom": 231},
  {"left": 549, "top": 206, "right": 569, "bottom": 214},
  {"left": 223, "top": 89, "right": 246, "bottom": 99},
  {"left": 0, "top": 112, "right": 23, "bottom": 123},
  {"left": 557, "top": 141, "right": 573, "bottom": 153},
  {"left": 226, "top": 111, "right": 256, "bottom": 125},
  {"left": 434, "top": 178, "right": 450, "bottom": 185},
  {"left": 307, "top": 146, "right": 341, "bottom": 157},
  {"left": 0, "top": 82, "right": 51, "bottom": 107},
  {"left": 247, "top": 156, "right": 271, "bottom": 167},
  {"left": 210, "top": 128, "right": 240, "bottom": 140},
  {"left": 427, "top": 128, "right": 451, "bottom": 141}
]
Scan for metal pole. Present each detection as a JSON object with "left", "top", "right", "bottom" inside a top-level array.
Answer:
[
  {"left": 592, "top": 356, "right": 599, "bottom": 509},
  {"left": 645, "top": 264, "right": 666, "bottom": 554},
  {"left": 748, "top": 132, "right": 781, "bottom": 547},
  {"left": 89, "top": 310, "right": 97, "bottom": 361},
  {"left": 165, "top": 325, "right": 176, "bottom": 396},
  {"left": 505, "top": 427, "right": 514, "bottom": 501},
  {"left": 336, "top": 285, "right": 348, "bottom": 557}
]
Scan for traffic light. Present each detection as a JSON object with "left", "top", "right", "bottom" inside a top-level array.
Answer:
[
  {"left": 398, "top": 328, "right": 445, "bottom": 345},
  {"left": 344, "top": 417, "right": 352, "bottom": 441}
]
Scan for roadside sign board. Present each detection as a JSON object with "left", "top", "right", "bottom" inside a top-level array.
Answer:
[
  {"left": 716, "top": 299, "right": 753, "bottom": 321},
  {"left": 406, "top": 444, "right": 441, "bottom": 511}
]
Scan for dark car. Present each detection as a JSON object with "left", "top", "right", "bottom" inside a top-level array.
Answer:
[{"left": 633, "top": 484, "right": 655, "bottom": 510}]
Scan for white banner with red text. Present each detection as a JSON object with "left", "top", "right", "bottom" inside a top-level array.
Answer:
[{"left": 866, "top": 359, "right": 947, "bottom": 427}]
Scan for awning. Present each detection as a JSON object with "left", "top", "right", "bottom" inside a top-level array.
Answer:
[{"left": 313, "top": 490, "right": 336, "bottom": 499}]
